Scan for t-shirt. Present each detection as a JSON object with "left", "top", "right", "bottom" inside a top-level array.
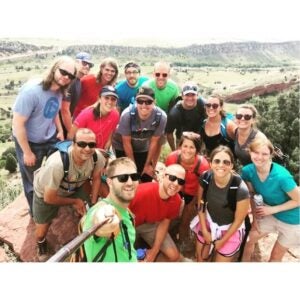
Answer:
[
  {"left": 143, "top": 79, "right": 180, "bottom": 112},
  {"left": 165, "top": 151, "right": 210, "bottom": 196},
  {"left": 74, "top": 107, "right": 120, "bottom": 149},
  {"left": 13, "top": 81, "right": 62, "bottom": 143},
  {"left": 129, "top": 182, "right": 182, "bottom": 226},
  {"left": 165, "top": 98, "right": 205, "bottom": 139},
  {"left": 116, "top": 76, "right": 148, "bottom": 113},
  {"left": 33, "top": 147, "right": 105, "bottom": 198},
  {"left": 199, "top": 173, "right": 249, "bottom": 226},
  {"left": 73, "top": 75, "right": 103, "bottom": 119},
  {"left": 63, "top": 78, "right": 81, "bottom": 115},
  {"left": 112, "top": 104, "right": 167, "bottom": 153},
  {"left": 241, "top": 162, "right": 299, "bottom": 224},
  {"left": 83, "top": 199, "right": 137, "bottom": 262}
]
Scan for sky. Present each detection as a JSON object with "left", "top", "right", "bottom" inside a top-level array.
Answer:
[{"left": 1, "top": 0, "right": 299, "bottom": 45}]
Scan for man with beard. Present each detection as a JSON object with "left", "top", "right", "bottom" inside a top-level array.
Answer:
[
  {"left": 12, "top": 56, "right": 77, "bottom": 216},
  {"left": 129, "top": 164, "right": 186, "bottom": 262},
  {"left": 82, "top": 157, "right": 140, "bottom": 262}
]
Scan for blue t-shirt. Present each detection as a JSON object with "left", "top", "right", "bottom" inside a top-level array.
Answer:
[
  {"left": 241, "top": 163, "right": 299, "bottom": 224},
  {"left": 13, "top": 81, "right": 62, "bottom": 143},
  {"left": 116, "top": 76, "right": 148, "bottom": 113}
]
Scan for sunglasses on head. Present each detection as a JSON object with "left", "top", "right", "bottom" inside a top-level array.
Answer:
[
  {"left": 166, "top": 174, "right": 185, "bottom": 186},
  {"left": 205, "top": 103, "right": 219, "bottom": 109},
  {"left": 136, "top": 99, "right": 154, "bottom": 105},
  {"left": 58, "top": 68, "right": 76, "bottom": 80},
  {"left": 75, "top": 141, "right": 97, "bottom": 148},
  {"left": 155, "top": 73, "right": 168, "bottom": 78},
  {"left": 212, "top": 159, "right": 231, "bottom": 166},
  {"left": 81, "top": 61, "right": 93, "bottom": 68},
  {"left": 110, "top": 173, "right": 140, "bottom": 183},
  {"left": 235, "top": 113, "right": 253, "bottom": 120}
]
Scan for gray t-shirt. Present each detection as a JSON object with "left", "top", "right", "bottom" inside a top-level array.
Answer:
[
  {"left": 201, "top": 173, "right": 249, "bottom": 225},
  {"left": 34, "top": 147, "right": 105, "bottom": 198},
  {"left": 112, "top": 104, "right": 167, "bottom": 153},
  {"left": 13, "top": 80, "right": 62, "bottom": 143}
]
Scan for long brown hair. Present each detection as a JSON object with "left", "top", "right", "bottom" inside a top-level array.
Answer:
[{"left": 96, "top": 57, "right": 119, "bottom": 85}]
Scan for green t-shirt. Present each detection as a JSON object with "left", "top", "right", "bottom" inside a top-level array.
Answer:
[
  {"left": 83, "top": 199, "right": 137, "bottom": 262},
  {"left": 144, "top": 79, "right": 180, "bottom": 112}
]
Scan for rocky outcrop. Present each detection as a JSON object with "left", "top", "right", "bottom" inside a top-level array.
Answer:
[{"left": 0, "top": 194, "right": 80, "bottom": 262}]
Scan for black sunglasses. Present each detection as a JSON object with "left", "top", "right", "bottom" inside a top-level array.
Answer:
[
  {"left": 75, "top": 141, "right": 97, "bottom": 148},
  {"left": 212, "top": 159, "right": 231, "bottom": 166},
  {"left": 165, "top": 174, "right": 185, "bottom": 186},
  {"left": 205, "top": 103, "right": 219, "bottom": 109},
  {"left": 235, "top": 113, "right": 253, "bottom": 121},
  {"left": 136, "top": 99, "right": 154, "bottom": 105},
  {"left": 58, "top": 68, "right": 76, "bottom": 80},
  {"left": 81, "top": 61, "right": 94, "bottom": 68},
  {"left": 155, "top": 72, "right": 168, "bottom": 78},
  {"left": 110, "top": 173, "right": 140, "bottom": 183}
]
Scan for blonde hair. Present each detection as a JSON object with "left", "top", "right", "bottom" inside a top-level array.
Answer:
[{"left": 249, "top": 137, "right": 274, "bottom": 155}]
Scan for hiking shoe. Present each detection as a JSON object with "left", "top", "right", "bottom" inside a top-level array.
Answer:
[{"left": 37, "top": 239, "right": 50, "bottom": 262}]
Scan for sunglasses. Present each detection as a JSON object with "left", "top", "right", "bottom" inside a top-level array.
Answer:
[
  {"left": 183, "top": 85, "right": 197, "bottom": 92},
  {"left": 235, "top": 113, "right": 253, "bottom": 120},
  {"left": 165, "top": 174, "right": 185, "bottom": 186},
  {"left": 155, "top": 73, "right": 168, "bottom": 78},
  {"left": 212, "top": 159, "right": 232, "bottom": 166},
  {"left": 58, "top": 68, "right": 76, "bottom": 80},
  {"left": 110, "top": 173, "right": 140, "bottom": 183},
  {"left": 136, "top": 99, "right": 154, "bottom": 105},
  {"left": 81, "top": 61, "right": 94, "bottom": 68},
  {"left": 125, "top": 70, "right": 139, "bottom": 75},
  {"left": 205, "top": 103, "right": 219, "bottom": 109},
  {"left": 75, "top": 141, "right": 97, "bottom": 148}
]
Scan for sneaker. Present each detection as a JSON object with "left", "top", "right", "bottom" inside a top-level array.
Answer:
[{"left": 37, "top": 239, "right": 50, "bottom": 262}]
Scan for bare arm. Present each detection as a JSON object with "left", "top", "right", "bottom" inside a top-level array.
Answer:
[
  {"left": 122, "top": 136, "right": 135, "bottom": 162},
  {"left": 167, "top": 132, "right": 176, "bottom": 152},
  {"left": 43, "top": 187, "right": 86, "bottom": 216},
  {"left": 145, "top": 218, "right": 171, "bottom": 262},
  {"left": 12, "top": 112, "right": 36, "bottom": 166},
  {"left": 226, "top": 120, "right": 237, "bottom": 140},
  {"left": 104, "top": 132, "right": 113, "bottom": 151},
  {"left": 142, "top": 135, "right": 160, "bottom": 176},
  {"left": 60, "top": 100, "right": 72, "bottom": 133},
  {"left": 67, "top": 124, "right": 78, "bottom": 141},
  {"left": 90, "top": 167, "right": 102, "bottom": 205},
  {"left": 54, "top": 114, "right": 64, "bottom": 141}
]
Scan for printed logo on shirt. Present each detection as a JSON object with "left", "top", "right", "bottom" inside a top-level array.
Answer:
[{"left": 44, "top": 97, "right": 59, "bottom": 119}]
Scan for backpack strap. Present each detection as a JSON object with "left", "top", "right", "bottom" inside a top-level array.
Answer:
[{"left": 201, "top": 170, "right": 212, "bottom": 212}]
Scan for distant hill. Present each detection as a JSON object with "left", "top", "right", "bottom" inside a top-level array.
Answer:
[{"left": 0, "top": 39, "right": 299, "bottom": 67}]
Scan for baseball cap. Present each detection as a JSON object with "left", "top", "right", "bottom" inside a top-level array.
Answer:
[
  {"left": 100, "top": 85, "right": 119, "bottom": 99},
  {"left": 182, "top": 83, "right": 198, "bottom": 95},
  {"left": 75, "top": 52, "right": 94, "bottom": 68},
  {"left": 136, "top": 86, "right": 155, "bottom": 101}
]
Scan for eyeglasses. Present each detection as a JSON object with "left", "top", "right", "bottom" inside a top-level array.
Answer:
[
  {"left": 81, "top": 61, "right": 93, "bottom": 68},
  {"left": 125, "top": 70, "right": 139, "bottom": 75},
  {"left": 58, "top": 68, "right": 76, "bottom": 80},
  {"left": 165, "top": 174, "right": 185, "bottom": 186},
  {"left": 155, "top": 73, "right": 168, "bottom": 78},
  {"left": 136, "top": 99, "right": 154, "bottom": 105},
  {"left": 212, "top": 159, "right": 232, "bottom": 166},
  {"left": 75, "top": 141, "right": 97, "bottom": 148},
  {"left": 110, "top": 173, "right": 140, "bottom": 183},
  {"left": 205, "top": 103, "right": 219, "bottom": 109},
  {"left": 235, "top": 113, "right": 253, "bottom": 120}
]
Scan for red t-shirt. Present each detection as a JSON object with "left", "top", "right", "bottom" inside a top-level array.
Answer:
[
  {"left": 129, "top": 182, "right": 182, "bottom": 227},
  {"left": 73, "top": 75, "right": 103, "bottom": 119},
  {"left": 165, "top": 150, "right": 210, "bottom": 196}
]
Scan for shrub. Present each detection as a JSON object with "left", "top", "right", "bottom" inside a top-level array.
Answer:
[
  {"left": 5, "top": 153, "right": 17, "bottom": 173},
  {"left": 1, "top": 146, "right": 17, "bottom": 160}
]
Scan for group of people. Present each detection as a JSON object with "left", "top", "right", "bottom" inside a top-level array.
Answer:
[{"left": 11, "top": 53, "right": 300, "bottom": 262}]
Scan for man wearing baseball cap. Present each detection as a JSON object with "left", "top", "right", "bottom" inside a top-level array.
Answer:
[
  {"left": 165, "top": 81, "right": 206, "bottom": 151},
  {"left": 60, "top": 52, "right": 94, "bottom": 138},
  {"left": 112, "top": 86, "right": 167, "bottom": 182}
]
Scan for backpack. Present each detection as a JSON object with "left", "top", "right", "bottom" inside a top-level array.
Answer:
[
  {"left": 129, "top": 104, "right": 162, "bottom": 133},
  {"left": 49, "top": 140, "right": 98, "bottom": 190},
  {"left": 176, "top": 153, "right": 202, "bottom": 177},
  {"left": 201, "top": 170, "right": 242, "bottom": 212}
]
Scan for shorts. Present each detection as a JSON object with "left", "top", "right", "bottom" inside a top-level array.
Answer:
[
  {"left": 33, "top": 187, "right": 90, "bottom": 224},
  {"left": 191, "top": 218, "right": 244, "bottom": 257},
  {"left": 179, "top": 192, "right": 195, "bottom": 205},
  {"left": 258, "top": 215, "right": 300, "bottom": 248},
  {"left": 136, "top": 222, "right": 176, "bottom": 252}
]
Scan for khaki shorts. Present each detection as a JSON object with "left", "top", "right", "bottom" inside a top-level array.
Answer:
[
  {"left": 258, "top": 215, "right": 300, "bottom": 248},
  {"left": 136, "top": 222, "right": 176, "bottom": 252},
  {"left": 33, "top": 187, "right": 90, "bottom": 224}
]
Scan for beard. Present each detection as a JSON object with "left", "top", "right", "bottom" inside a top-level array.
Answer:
[{"left": 113, "top": 187, "right": 134, "bottom": 205}]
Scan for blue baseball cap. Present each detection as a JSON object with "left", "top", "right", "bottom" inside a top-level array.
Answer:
[{"left": 75, "top": 52, "right": 94, "bottom": 68}]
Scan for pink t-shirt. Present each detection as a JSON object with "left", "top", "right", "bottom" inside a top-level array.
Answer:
[
  {"left": 129, "top": 182, "right": 182, "bottom": 227},
  {"left": 74, "top": 107, "right": 120, "bottom": 149}
]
